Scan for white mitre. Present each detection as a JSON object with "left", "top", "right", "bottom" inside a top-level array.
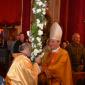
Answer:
[{"left": 50, "top": 22, "right": 63, "bottom": 41}]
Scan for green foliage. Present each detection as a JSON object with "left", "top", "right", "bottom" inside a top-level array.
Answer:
[{"left": 30, "top": 0, "right": 47, "bottom": 60}]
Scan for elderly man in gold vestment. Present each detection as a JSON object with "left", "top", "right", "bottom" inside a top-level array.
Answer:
[
  {"left": 6, "top": 43, "right": 40, "bottom": 85},
  {"left": 36, "top": 22, "right": 73, "bottom": 85}
]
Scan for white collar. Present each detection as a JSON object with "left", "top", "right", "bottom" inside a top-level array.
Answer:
[{"left": 52, "top": 47, "right": 60, "bottom": 53}]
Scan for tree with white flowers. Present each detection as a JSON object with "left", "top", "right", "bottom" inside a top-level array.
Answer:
[{"left": 27, "top": 0, "right": 47, "bottom": 61}]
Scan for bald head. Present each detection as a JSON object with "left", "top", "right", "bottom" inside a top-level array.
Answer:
[{"left": 72, "top": 33, "right": 80, "bottom": 44}]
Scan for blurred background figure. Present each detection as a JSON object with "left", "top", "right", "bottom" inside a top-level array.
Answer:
[
  {"left": 61, "top": 40, "right": 69, "bottom": 49},
  {"left": 0, "top": 75, "right": 5, "bottom": 85},
  {"left": 15, "top": 34, "right": 20, "bottom": 41},
  {"left": 13, "top": 33, "right": 25, "bottom": 53},
  {"left": 66, "top": 33, "right": 85, "bottom": 72},
  {"left": 7, "top": 36, "right": 15, "bottom": 54},
  {"left": 66, "top": 33, "right": 85, "bottom": 85}
]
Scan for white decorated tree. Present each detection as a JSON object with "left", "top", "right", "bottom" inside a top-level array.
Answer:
[{"left": 27, "top": 0, "right": 47, "bottom": 61}]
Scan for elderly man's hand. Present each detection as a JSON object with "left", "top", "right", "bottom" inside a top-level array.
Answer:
[{"left": 35, "top": 57, "right": 41, "bottom": 65}]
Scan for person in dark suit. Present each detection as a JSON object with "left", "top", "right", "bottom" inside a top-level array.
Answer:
[
  {"left": 66, "top": 33, "right": 85, "bottom": 72},
  {"left": 66, "top": 33, "right": 85, "bottom": 85},
  {"left": 13, "top": 33, "right": 25, "bottom": 53}
]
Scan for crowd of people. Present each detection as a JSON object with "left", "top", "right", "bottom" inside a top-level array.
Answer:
[{"left": 0, "top": 22, "right": 85, "bottom": 85}]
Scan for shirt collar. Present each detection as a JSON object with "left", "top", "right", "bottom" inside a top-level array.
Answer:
[{"left": 52, "top": 47, "right": 60, "bottom": 53}]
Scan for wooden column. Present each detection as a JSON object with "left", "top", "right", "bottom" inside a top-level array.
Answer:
[{"left": 47, "top": 0, "right": 61, "bottom": 23}]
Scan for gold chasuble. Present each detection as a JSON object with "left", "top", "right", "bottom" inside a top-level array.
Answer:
[
  {"left": 6, "top": 53, "right": 40, "bottom": 85},
  {"left": 41, "top": 48, "right": 73, "bottom": 85}
]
